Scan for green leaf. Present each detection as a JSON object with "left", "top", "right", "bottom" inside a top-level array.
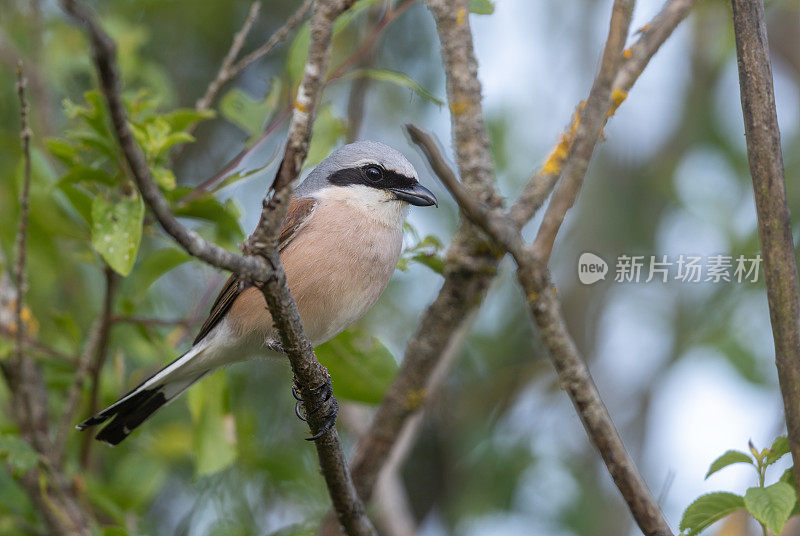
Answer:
[
  {"left": 162, "top": 107, "right": 216, "bottom": 132},
  {"left": 286, "top": 22, "right": 311, "bottom": 86},
  {"left": 0, "top": 435, "right": 40, "bottom": 476},
  {"left": 153, "top": 166, "right": 177, "bottom": 191},
  {"left": 126, "top": 247, "right": 190, "bottom": 296},
  {"left": 469, "top": 0, "right": 495, "bottom": 14},
  {"left": 186, "top": 371, "right": 237, "bottom": 475},
  {"left": 57, "top": 165, "right": 117, "bottom": 188},
  {"left": 45, "top": 138, "right": 79, "bottom": 167},
  {"left": 705, "top": 450, "right": 754, "bottom": 479},
  {"left": 316, "top": 328, "right": 398, "bottom": 404},
  {"left": 679, "top": 492, "right": 745, "bottom": 536},
  {"left": 101, "top": 528, "right": 131, "bottom": 536},
  {"left": 342, "top": 69, "right": 444, "bottom": 105},
  {"left": 91, "top": 193, "right": 145, "bottom": 276},
  {"left": 305, "top": 104, "right": 347, "bottom": 168},
  {"left": 744, "top": 482, "right": 797, "bottom": 536},
  {"left": 780, "top": 467, "right": 795, "bottom": 486},
  {"left": 766, "top": 436, "right": 790, "bottom": 466},
  {"left": 399, "top": 233, "right": 445, "bottom": 274},
  {"left": 172, "top": 195, "right": 243, "bottom": 245},
  {"left": 219, "top": 83, "right": 280, "bottom": 140}
]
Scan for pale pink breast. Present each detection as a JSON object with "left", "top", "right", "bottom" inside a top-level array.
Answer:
[
  {"left": 284, "top": 200, "right": 402, "bottom": 345},
  {"left": 225, "top": 199, "right": 403, "bottom": 346}
]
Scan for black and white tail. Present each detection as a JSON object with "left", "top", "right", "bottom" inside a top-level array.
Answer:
[{"left": 77, "top": 342, "right": 210, "bottom": 445}]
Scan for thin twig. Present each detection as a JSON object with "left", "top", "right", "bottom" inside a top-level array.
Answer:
[
  {"left": 54, "top": 266, "right": 118, "bottom": 466},
  {"left": 62, "top": 1, "right": 376, "bottom": 534},
  {"left": 532, "top": 0, "right": 635, "bottom": 262},
  {"left": 109, "top": 314, "right": 203, "bottom": 327},
  {"left": 730, "top": 0, "right": 800, "bottom": 492},
  {"left": 228, "top": 0, "right": 315, "bottom": 82},
  {"left": 0, "top": 326, "right": 77, "bottom": 363},
  {"left": 14, "top": 61, "right": 32, "bottom": 368},
  {"left": 195, "top": 1, "right": 262, "bottom": 112}
]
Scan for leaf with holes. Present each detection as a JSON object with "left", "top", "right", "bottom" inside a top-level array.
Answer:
[{"left": 91, "top": 193, "right": 145, "bottom": 276}]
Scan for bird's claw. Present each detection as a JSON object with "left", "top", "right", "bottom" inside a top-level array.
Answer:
[
  {"left": 291, "top": 378, "right": 338, "bottom": 440},
  {"left": 306, "top": 397, "right": 338, "bottom": 441}
]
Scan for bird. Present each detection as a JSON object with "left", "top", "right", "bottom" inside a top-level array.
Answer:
[{"left": 77, "top": 141, "right": 437, "bottom": 445}]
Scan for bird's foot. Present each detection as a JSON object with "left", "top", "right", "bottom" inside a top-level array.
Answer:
[{"left": 291, "top": 378, "right": 338, "bottom": 441}]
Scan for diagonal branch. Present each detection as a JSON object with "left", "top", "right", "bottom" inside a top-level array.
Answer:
[
  {"left": 408, "top": 123, "right": 673, "bottom": 536},
  {"left": 509, "top": 0, "right": 698, "bottom": 229},
  {"left": 730, "top": 0, "right": 800, "bottom": 492},
  {"left": 531, "top": 0, "right": 635, "bottom": 262},
  {"left": 61, "top": 1, "right": 375, "bottom": 534}
]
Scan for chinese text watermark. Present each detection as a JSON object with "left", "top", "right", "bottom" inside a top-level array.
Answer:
[{"left": 578, "top": 253, "right": 761, "bottom": 285}]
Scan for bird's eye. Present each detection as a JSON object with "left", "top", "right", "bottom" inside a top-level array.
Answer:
[{"left": 364, "top": 165, "right": 383, "bottom": 182}]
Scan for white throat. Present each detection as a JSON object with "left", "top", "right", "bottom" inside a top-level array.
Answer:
[{"left": 313, "top": 185, "right": 408, "bottom": 228}]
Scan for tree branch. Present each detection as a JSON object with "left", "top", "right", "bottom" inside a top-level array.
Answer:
[
  {"left": 61, "top": 1, "right": 376, "bottom": 534},
  {"left": 531, "top": 0, "right": 635, "bottom": 262},
  {"left": 340, "top": 0, "right": 505, "bottom": 511},
  {"left": 730, "top": 0, "right": 800, "bottom": 493},
  {"left": 13, "top": 59, "right": 32, "bottom": 381},
  {"left": 334, "top": 0, "right": 698, "bottom": 526},
  {"left": 408, "top": 123, "right": 673, "bottom": 536}
]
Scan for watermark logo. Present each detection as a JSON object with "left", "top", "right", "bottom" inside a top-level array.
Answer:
[
  {"left": 578, "top": 253, "right": 762, "bottom": 285},
  {"left": 578, "top": 252, "right": 609, "bottom": 285}
]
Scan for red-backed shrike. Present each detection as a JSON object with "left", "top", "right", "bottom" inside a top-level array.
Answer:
[{"left": 78, "top": 141, "right": 437, "bottom": 444}]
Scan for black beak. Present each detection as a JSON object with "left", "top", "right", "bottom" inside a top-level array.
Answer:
[{"left": 388, "top": 184, "right": 438, "bottom": 207}]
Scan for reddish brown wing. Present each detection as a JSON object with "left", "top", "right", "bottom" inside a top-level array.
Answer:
[{"left": 192, "top": 197, "right": 317, "bottom": 344}]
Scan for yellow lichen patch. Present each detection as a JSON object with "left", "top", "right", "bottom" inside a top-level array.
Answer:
[
  {"left": 404, "top": 388, "right": 427, "bottom": 411},
  {"left": 456, "top": 7, "right": 467, "bottom": 25},
  {"left": 606, "top": 88, "right": 628, "bottom": 118},
  {"left": 450, "top": 98, "right": 470, "bottom": 116},
  {"left": 294, "top": 99, "right": 308, "bottom": 113},
  {"left": 20, "top": 305, "right": 38, "bottom": 337},
  {"left": 635, "top": 23, "right": 651, "bottom": 35},
  {"left": 542, "top": 103, "right": 584, "bottom": 176},
  {"left": 542, "top": 136, "right": 570, "bottom": 176},
  {"left": 622, "top": 47, "right": 632, "bottom": 59}
]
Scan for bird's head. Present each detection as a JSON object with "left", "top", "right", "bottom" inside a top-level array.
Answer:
[{"left": 296, "top": 141, "right": 437, "bottom": 226}]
